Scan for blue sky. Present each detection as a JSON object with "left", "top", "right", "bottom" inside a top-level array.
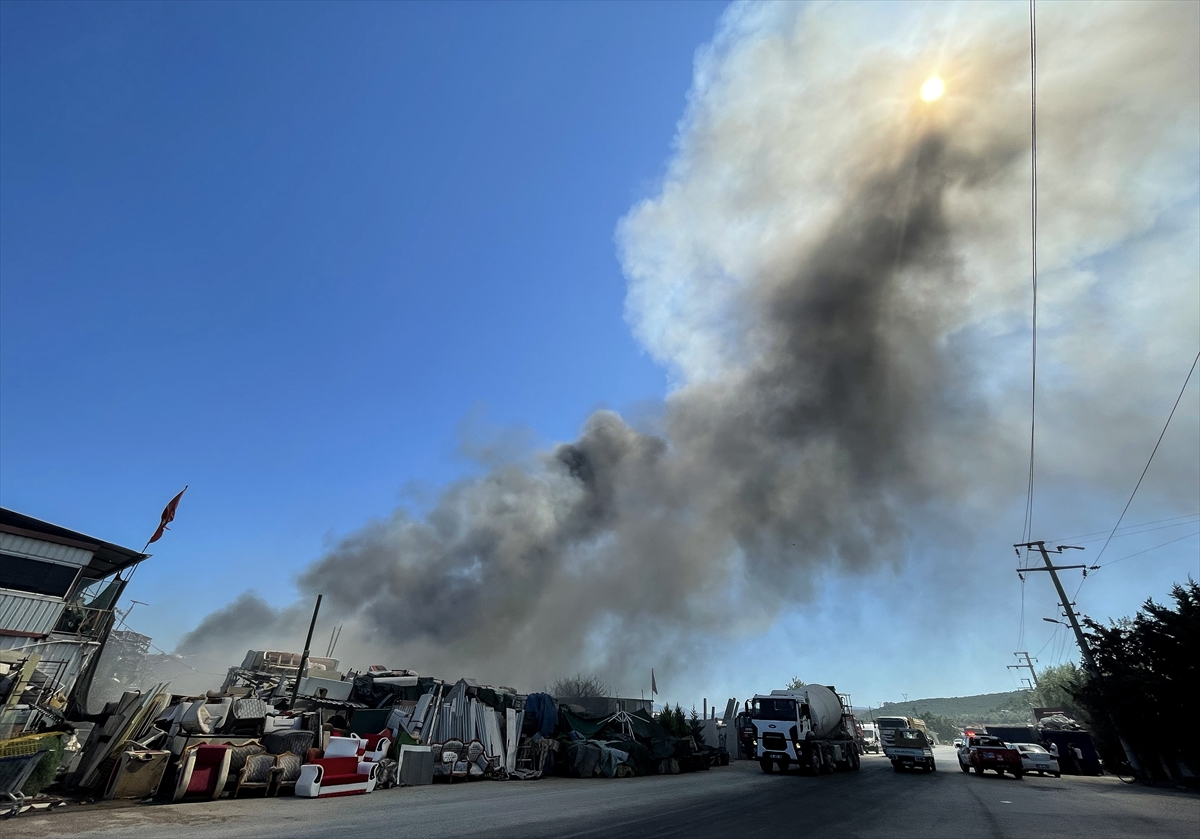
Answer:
[
  {"left": 1, "top": 0, "right": 724, "bottom": 637},
  {"left": 2, "top": 1, "right": 1197, "bottom": 704}
]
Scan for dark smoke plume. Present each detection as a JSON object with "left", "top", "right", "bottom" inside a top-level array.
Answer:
[
  {"left": 179, "top": 132, "right": 998, "bottom": 679},
  {"left": 177, "top": 2, "right": 1199, "bottom": 692}
]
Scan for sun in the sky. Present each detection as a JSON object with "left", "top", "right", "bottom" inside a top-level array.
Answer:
[{"left": 920, "top": 76, "right": 945, "bottom": 102}]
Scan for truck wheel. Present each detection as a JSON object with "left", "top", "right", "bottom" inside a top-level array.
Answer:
[
  {"left": 808, "top": 749, "right": 821, "bottom": 775},
  {"left": 851, "top": 751, "right": 861, "bottom": 771},
  {"left": 821, "top": 748, "right": 835, "bottom": 774},
  {"left": 759, "top": 758, "right": 773, "bottom": 774}
]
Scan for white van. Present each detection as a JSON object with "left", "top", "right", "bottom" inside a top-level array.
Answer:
[{"left": 860, "top": 722, "right": 881, "bottom": 754}]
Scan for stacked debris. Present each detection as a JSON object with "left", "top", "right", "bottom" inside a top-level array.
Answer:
[{"left": 16, "top": 645, "right": 739, "bottom": 816}]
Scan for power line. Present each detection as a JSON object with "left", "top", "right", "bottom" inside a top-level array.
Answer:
[
  {"left": 1059, "top": 517, "right": 1200, "bottom": 545},
  {"left": 1098, "top": 530, "right": 1200, "bottom": 570},
  {"left": 1047, "top": 513, "right": 1199, "bottom": 544},
  {"left": 1020, "top": 0, "right": 1039, "bottom": 555},
  {"left": 1033, "top": 622, "right": 1060, "bottom": 659},
  {"left": 1093, "top": 349, "right": 1200, "bottom": 564}
]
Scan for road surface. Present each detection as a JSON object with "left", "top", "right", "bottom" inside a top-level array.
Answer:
[{"left": 9, "top": 747, "right": 1197, "bottom": 838}]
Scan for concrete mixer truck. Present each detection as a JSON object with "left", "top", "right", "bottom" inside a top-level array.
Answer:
[{"left": 744, "top": 686, "right": 862, "bottom": 775}]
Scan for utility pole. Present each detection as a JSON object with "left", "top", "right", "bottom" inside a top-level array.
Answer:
[
  {"left": 1008, "top": 651, "right": 1039, "bottom": 688},
  {"left": 1015, "top": 542, "right": 1097, "bottom": 672},
  {"left": 1015, "top": 540, "right": 1141, "bottom": 776}
]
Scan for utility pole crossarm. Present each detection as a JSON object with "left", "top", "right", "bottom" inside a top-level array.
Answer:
[
  {"left": 1017, "top": 564, "right": 1087, "bottom": 572},
  {"left": 1009, "top": 652, "right": 1039, "bottom": 687}
]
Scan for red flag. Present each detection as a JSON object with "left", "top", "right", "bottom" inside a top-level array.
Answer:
[{"left": 147, "top": 486, "right": 187, "bottom": 547}]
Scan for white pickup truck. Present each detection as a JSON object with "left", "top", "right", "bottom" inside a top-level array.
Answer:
[{"left": 884, "top": 727, "right": 936, "bottom": 772}]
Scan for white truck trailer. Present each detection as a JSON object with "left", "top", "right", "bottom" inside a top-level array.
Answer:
[{"left": 745, "top": 686, "right": 861, "bottom": 775}]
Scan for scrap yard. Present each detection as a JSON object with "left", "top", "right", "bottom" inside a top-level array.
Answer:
[
  {"left": 2, "top": 0, "right": 1198, "bottom": 837},
  {"left": 0, "top": 507, "right": 1195, "bottom": 838}
]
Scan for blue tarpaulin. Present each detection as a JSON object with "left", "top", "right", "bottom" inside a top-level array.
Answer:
[{"left": 524, "top": 692, "right": 558, "bottom": 738}]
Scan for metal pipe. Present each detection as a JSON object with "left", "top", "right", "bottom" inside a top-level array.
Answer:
[{"left": 289, "top": 594, "right": 323, "bottom": 709}]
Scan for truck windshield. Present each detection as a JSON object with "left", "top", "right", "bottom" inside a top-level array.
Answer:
[
  {"left": 895, "top": 730, "right": 928, "bottom": 747},
  {"left": 751, "top": 698, "right": 796, "bottom": 720},
  {"left": 877, "top": 717, "right": 907, "bottom": 729}
]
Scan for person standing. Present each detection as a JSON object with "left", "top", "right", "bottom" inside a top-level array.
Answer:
[{"left": 1047, "top": 741, "right": 1063, "bottom": 773}]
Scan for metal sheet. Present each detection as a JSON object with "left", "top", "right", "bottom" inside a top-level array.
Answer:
[
  {"left": 0, "top": 591, "right": 66, "bottom": 636},
  {"left": 0, "top": 532, "right": 93, "bottom": 567},
  {"left": 0, "top": 634, "right": 92, "bottom": 697}
]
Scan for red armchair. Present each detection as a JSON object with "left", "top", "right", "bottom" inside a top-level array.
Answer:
[
  {"left": 172, "top": 744, "right": 231, "bottom": 802},
  {"left": 358, "top": 731, "right": 392, "bottom": 763}
]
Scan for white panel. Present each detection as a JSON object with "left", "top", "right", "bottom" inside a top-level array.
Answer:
[{"left": 0, "top": 533, "right": 94, "bottom": 568}]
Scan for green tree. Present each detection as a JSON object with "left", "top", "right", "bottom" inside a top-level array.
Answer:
[
  {"left": 1076, "top": 580, "right": 1199, "bottom": 784},
  {"left": 1028, "top": 662, "right": 1083, "bottom": 717},
  {"left": 657, "top": 703, "right": 674, "bottom": 733},
  {"left": 688, "top": 706, "right": 704, "bottom": 743},
  {"left": 919, "top": 712, "right": 960, "bottom": 744},
  {"left": 785, "top": 676, "right": 805, "bottom": 690},
  {"left": 672, "top": 703, "right": 688, "bottom": 737}
]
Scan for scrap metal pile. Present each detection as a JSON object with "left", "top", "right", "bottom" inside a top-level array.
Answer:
[{"left": 5, "top": 648, "right": 733, "bottom": 813}]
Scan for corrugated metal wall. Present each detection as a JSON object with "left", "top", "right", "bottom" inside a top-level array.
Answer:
[
  {"left": 0, "top": 532, "right": 93, "bottom": 567},
  {"left": 0, "top": 634, "right": 94, "bottom": 698},
  {"left": 0, "top": 592, "right": 66, "bottom": 637}
]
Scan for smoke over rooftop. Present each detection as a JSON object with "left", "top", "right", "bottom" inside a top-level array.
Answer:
[{"left": 177, "top": 2, "right": 1199, "bottom": 691}]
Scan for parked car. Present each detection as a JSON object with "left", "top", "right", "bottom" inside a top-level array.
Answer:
[
  {"left": 957, "top": 735, "right": 1024, "bottom": 778},
  {"left": 1010, "top": 742, "right": 1060, "bottom": 777},
  {"left": 952, "top": 738, "right": 964, "bottom": 748}
]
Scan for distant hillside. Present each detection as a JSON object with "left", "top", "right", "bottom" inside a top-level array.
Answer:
[{"left": 860, "top": 690, "right": 1034, "bottom": 731}]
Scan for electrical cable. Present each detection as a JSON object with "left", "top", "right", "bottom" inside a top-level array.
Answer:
[
  {"left": 1097, "top": 530, "right": 1200, "bottom": 570},
  {"left": 1014, "top": 0, "right": 1039, "bottom": 660},
  {"left": 1093, "top": 349, "right": 1200, "bottom": 565},
  {"left": 1046, "top": 512, "right": 1199, "bottom": 543},
  {"left": 1019, "top": 0, "right": 1039, "bottom": 558},
  {"left": 1033, "top": 623, "right": 1059, "bottom": 659},
  {"left": 1056, "top": 517, "right": 1200, "bottom": 545}
]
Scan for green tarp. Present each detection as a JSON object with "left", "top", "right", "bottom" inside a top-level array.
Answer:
[{"left": 560, "top": 708, "right": 611, "bottom": 738}]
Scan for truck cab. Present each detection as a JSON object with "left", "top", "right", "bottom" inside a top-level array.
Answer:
[
  {"left": 746, "top": 689, "right": 860, "bottom": 775},
  {"left": 748, "top": 694, "right": 806, "bottom": 771},
  {"left": 876, "top": 715, "right": 910, "bottom": 752},
  {"left": 886, "top": 728, "right": 935, "bottom": 772}
]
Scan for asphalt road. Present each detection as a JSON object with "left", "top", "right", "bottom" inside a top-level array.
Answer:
[{"left": 9, "top": 747, "right": 1198, "bottom": 839}]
